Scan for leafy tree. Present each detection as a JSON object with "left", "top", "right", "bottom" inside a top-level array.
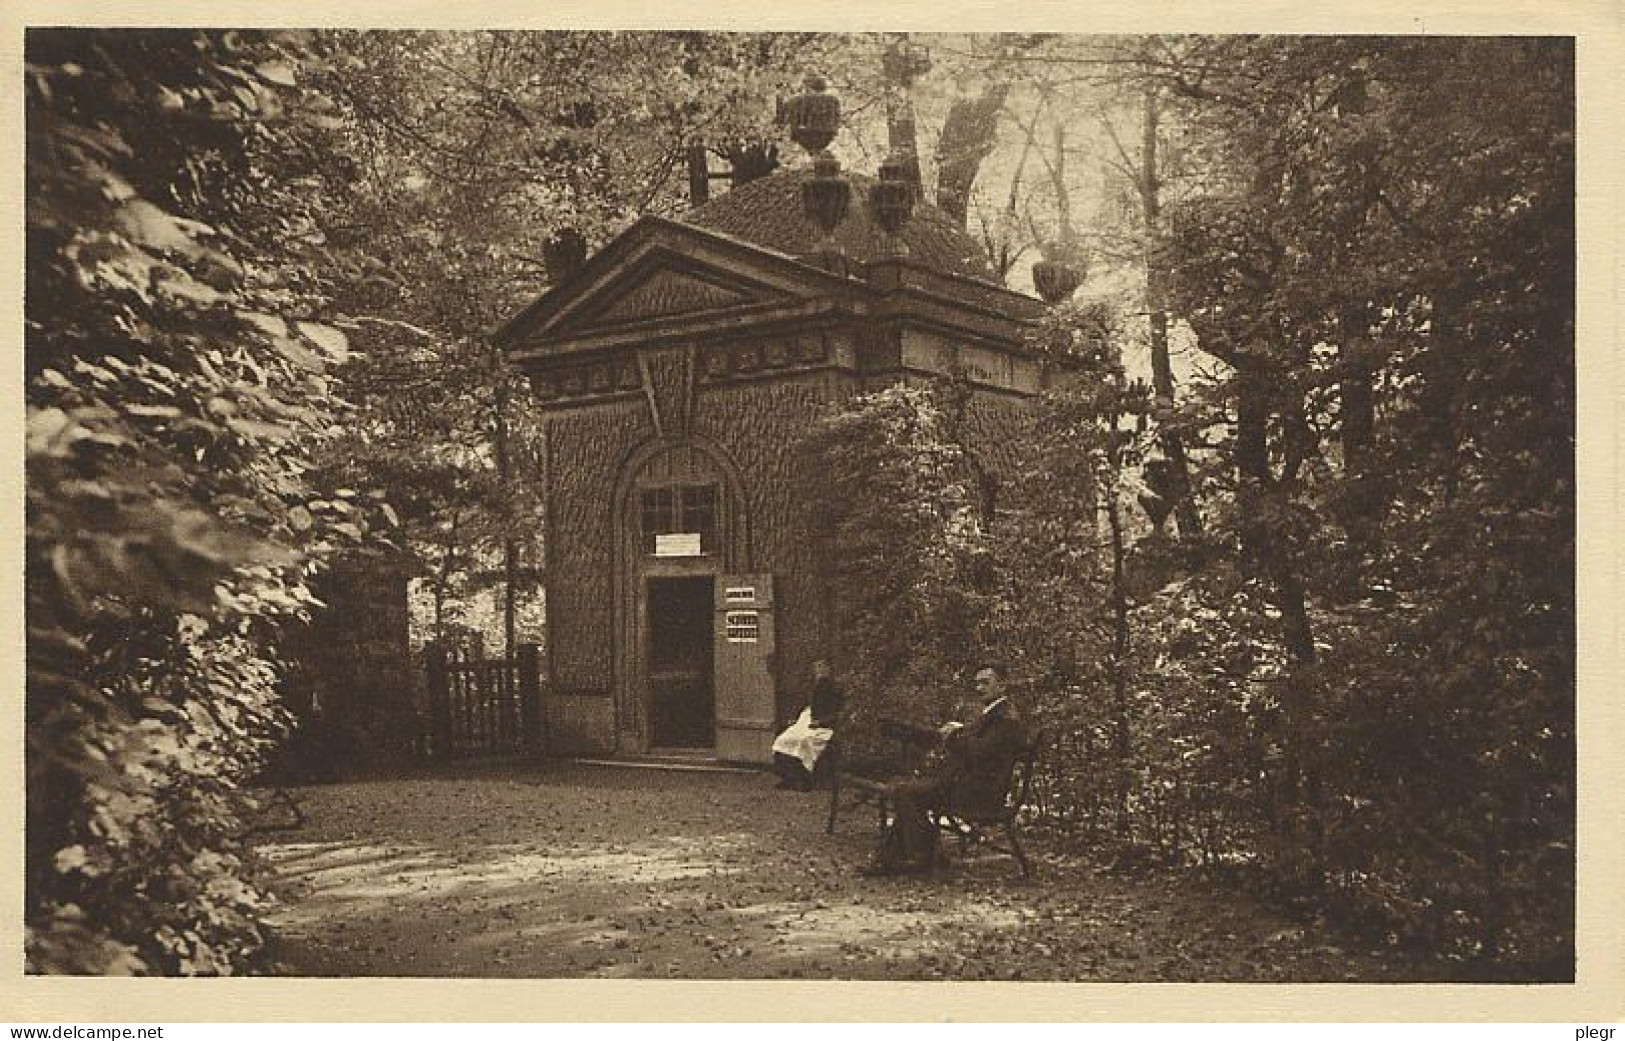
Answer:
[
  {"left": 25, "top": 29, "right": 380, "bottom": 973},
  {"left": 1147, "top": 36, "right": 1574, "bottom": 971},
  {"left": 993, "top": 301, "right": 1146, "bottom": 836},
  {"left": 897, "top": 35, "right": 1574, "bottom": 974},
  {"left": 796, "top": 383, "right": 996, "bottom": 750}
]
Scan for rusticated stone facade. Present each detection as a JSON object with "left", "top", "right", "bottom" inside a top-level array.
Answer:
[
  {"left": 543, "top": 399, "right": 646, "bottom": 695},
  {"left": 691, "top": 374, "right": 836, "bottom": 710},
  {"left": 496, "top": 172, "right": 1048, "bottom": 762}
]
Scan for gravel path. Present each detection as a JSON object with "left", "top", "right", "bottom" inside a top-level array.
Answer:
[{"left": 255, "top": 762, "right": 1435, "bottom": 980}]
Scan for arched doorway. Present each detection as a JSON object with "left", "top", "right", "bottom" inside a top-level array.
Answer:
[{"left": 611, "top": 438, "right": 773, "bottom": 759}]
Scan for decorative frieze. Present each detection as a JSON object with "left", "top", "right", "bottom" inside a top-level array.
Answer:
[
  {"left": 698, "top": 333, "right": 828, "bottom": 384},
  {"left": 529, "top": 333, "right": 834, "bottom": 405}
]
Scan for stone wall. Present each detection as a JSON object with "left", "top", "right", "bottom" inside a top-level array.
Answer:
[
  {"left": 536, "top": 332, "right": 1035, "bottom": 754},
  {"left": 540, "top": 364, "right": 841, "bottom": 749},
  {"left": 543, "top": 398, "right": 649, "bottom": 700},
  {"left": 960, "top": 390, "right": 1033, "bottom": 481},
  {"left": 692, "top": 371, "right": 837, "bottom": 724}
]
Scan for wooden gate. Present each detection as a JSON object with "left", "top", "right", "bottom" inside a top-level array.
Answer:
[{"left": 425, "top": 642, "right": 544, "bottom": 756}]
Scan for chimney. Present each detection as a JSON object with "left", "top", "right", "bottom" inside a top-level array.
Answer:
[{"left": 542, "top": 228, "right": 587, "bottom": 285}]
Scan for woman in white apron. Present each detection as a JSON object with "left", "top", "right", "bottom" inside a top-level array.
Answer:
[{"left": 771, "top": 659, "right": 842, "bottom": 789}]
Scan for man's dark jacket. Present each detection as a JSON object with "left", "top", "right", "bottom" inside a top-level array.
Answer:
[
  {"left": 936, "top": 697, "right": 1032, "bottom": 816},
  {"left": 873, "top": 697, "right": 1034, "bottom": 870}
]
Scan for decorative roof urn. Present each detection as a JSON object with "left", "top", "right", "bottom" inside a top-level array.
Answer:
[
  {"left": 542, "top": 227, "right": 587, "bottom": 284},
  {"left": 803, "top": 151, "right": 851, "bottom": 244},
  {"left": 788, "top": 74, "right": 850, "bottom": 261},
  {"left": 869, "top": 150, "right": 915, "bottom": 254},
  {"left": 1033, "top": 242, "right": 1086, "bottom": 305},
  {"left": 786, "top": 74, "right": 840, "bottom": 153}
]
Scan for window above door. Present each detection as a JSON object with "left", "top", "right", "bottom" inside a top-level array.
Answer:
[{"left": 641, "top": 483, "right": 717, "bottom": 556}]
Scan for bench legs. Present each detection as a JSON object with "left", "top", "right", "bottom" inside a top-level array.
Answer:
[
  {"left": 936, "top": 818, "right": 1033, "bottom": 879},
  {"left": 1004, "top": 822, "right": 1032, "bottom": 878},
  {"left": 829, "top": 783, "right": 1032, "bottom": 879},
  {"left": 828, "top": 774, "right": 892, "bottom": 835}
]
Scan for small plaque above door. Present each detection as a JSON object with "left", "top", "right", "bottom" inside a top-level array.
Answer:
[{"left": 654, "top": 532, "right": 703, "bottom": 557}]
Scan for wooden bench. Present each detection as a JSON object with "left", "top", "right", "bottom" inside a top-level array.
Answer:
[
  {"left": 825, "top": 730, "right": 1045, "bottom": 878},
  {"left": 823, "top": 737, "right": 902, "bottom": 835},
  {"left": 931, "top": 733, "right": 1043, "bottom": 878}
]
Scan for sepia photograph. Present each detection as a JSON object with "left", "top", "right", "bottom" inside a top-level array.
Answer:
[{"left": 18, "top": 21, "right": 1595, "bottom": 1004}]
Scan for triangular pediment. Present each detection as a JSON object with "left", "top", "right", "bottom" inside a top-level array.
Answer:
[
  {"left": 498, "top": 217, "right": 863, "bottom": 356},
  {"left": 570, "top": 263, "right": 774, "bottom": 329}
]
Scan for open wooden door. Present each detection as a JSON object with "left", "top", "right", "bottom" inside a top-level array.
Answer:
[{"left": 713, "top": 574, "right": 776, "bottom": 762}]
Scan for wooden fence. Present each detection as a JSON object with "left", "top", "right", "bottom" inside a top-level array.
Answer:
[{"left": 424, "top": 642, "right": 543, "bottom": 756}]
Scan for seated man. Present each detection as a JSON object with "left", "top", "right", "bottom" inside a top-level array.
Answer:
[
  {"left": 861, "top": 663, "right": 1031, "bottom": 876},
  {"left": 771, "top": 658, "right": 842, "bottom": 790}
]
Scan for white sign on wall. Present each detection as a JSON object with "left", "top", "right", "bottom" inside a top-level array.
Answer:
[{"left": 654, "top": 532, "right": 703, "bottom": 557}]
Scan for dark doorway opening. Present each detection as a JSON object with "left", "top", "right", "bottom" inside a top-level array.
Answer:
[{"left": 647, "top": 576, "right": 715, "bottom": 749}]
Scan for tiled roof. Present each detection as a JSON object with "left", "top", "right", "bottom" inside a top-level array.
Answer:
[{"left": 686, "top": 168, "right": 999, "bottom": 283}]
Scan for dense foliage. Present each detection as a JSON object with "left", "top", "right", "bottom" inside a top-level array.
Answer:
[
  {"left": 802, "top": 38, "right": 1573, "bottom": 977},
  {"left": 24, "top": 30, "right": 379, "bottom": 972},
  {"left": 1145, "top": 37, "right": 1574, "bottom": 974},
  {"left": 795, "top": 383, "right": 996, "bottom": 749}
]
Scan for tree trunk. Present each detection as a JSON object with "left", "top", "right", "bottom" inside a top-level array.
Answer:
[
  {"left": 430, "top": 508, "right": 462, "bottom": 646},
  {"left": 1234, "top": 357, "right": 1270, "bottom": 563},
  {"left": 1140, "top": 85, "right": 1202, "bottom": 537},
  {"left": 723, "top": 141, "right": 779, "bottom": 188},
  {"left": 432, "top": 563, "right": 448, "bottom": 643},
  {"left": 1270, "top": 552, "right": 1317, "bottom": 665},
  {"left": 1338, "top": 319, "right": 1375, "bottom": 462},
  {"left": 934, "top": 83, "right": 1009, "bottom": 229},
  {"left": 1107, "top": 471, "right": 1132, "bottom": 839},
  {"left": 1102, "top": 397, "right": 1135, "bottom": 841},
  {"left": 1338, "top": 305, "right": 1379, "bottom": 556},
  {"left": 1053, "top": 122, "right": 1071, "bottom": 242},
  {"left": 493, "top": 372, "right": 517, "bottom": 662},
  {"left": 1425, "top": 289, "right": 1464, "bottom": 507},
  {"left": 1233, "top": 348, "right": 1318, "bottom": 851},
  {"left": 1234, "top": 354, "right": 1315, "bottom": 664},
  {"left": 686, "top": 142, "right": 710, "bottom": 205}
]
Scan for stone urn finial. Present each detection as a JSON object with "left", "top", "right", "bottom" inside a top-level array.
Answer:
[
  {"left": 804, "top": 152, "right": 851, "bottom": 246},
  {"left": 870, "top": 149, "right": 915, "bottom": 255},
  {"left": 787, "top": 74, "right": 850, "bottom": 261},
  {"left": 1033, "top": 241, "right": 1087, "bottom": 305},
  {"left": 786, "top": 74, "right": 840, "bottom": 154}
]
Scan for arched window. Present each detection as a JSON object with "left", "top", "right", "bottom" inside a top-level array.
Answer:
[
  {"left": 639, "top": 484, "right": 717, "bottom": 556},
  {"left": 630, "top": 442, "right": 728, "bottom": 558}
]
